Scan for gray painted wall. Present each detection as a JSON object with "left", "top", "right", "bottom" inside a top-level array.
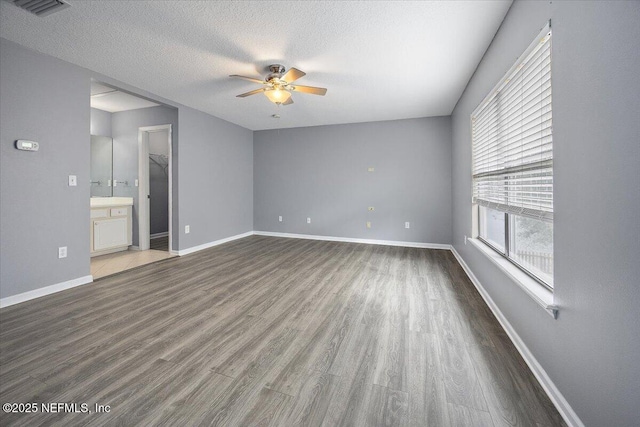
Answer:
[
  {"left": 254, "top": 117, "right": 452, "bottom": 244},
  {"left": 178, "top": 106, "right": 253, "bottom": 249},
  {"left": 451, "top": 1, "right": 640, "bottom": 425},
  {"left": 111, "top": 106, "right": 178, "bottom": 246},
  {"left": 0, "top": 38, "right": 90, "bottom": 298},
  {"left": 90, "top": 108, "right": 112, "bottom": 138},
  {"left": 149, "top": 130, "right": 169, "bottom": 236},
  {"left": 1, "top": 38, "right": 253, "bottom": 299}
]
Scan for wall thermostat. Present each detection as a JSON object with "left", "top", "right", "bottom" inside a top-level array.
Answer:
[{"left": 16, "top": 140, "right": 39, "bottom": 151}]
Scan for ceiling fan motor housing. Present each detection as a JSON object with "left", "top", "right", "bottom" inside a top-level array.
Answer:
[
  {"left": 267, "top": 64, "right": 286, "bottom": 81},
  {"left": 268, "top": 64, "right": 286, "bottom": 74}
]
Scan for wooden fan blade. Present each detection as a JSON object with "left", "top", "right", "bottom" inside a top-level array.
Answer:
[
  {"left": 282, "top": 97, "right": 294, "bottom": 105},
  {"left": 282, "top": 67, "right": 306, "bottom": 83},
  {"left": 236, "top": 88, "right": 266, "bottom": 98},
  {"left": 229, "top": 75, "right": 265, "bottom": 84},
  {"left": 291, "top": 85, "right": 327, "bottom": 96}
]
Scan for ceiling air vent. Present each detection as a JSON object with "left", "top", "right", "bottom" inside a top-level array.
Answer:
[{"left": 8, "top": 0, "right": 70, "bottom": 17}]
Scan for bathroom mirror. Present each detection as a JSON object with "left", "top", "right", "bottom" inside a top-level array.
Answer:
[{"left": 90, "top": 135, "right": 113, "bottom": 197}]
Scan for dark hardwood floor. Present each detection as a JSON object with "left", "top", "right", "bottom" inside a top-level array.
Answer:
[
  {"left": 149, "top": 236, "right": 169, "bottom": 251},
  {"left": 0, "top": 236, "right": 565, "bottom": 426}
]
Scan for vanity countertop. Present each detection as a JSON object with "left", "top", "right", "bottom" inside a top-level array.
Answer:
[{"left": 90, "top": 197, "right": 134, "bottom": 208}]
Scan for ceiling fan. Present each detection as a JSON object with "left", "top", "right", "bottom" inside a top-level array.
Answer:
[{"left": 230, "top": 64, "right": 327, "bottom": 106}]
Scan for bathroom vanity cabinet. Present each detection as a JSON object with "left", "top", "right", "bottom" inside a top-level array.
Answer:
[{"left": 90, "top": 197, "right": 133, "bottom": 256}]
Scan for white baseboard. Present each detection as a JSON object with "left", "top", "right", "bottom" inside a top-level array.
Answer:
[
  {"left": 176, "top": 230, "right": 450, "bottom": 256},
  {"left": 150, "top": 232, "right": 169, "bottom": 239},
  {"left": 0, "top": 275, "right": 93, "bottom": 309},
  {"left": 253, "top": 231, "right": 451, "bottom": 250},
  {"left": 176, "top": 231, "right": 254, "bottom": 256},
  {"left": 450, "top": 247, "right": 583, "bottom": 427}
]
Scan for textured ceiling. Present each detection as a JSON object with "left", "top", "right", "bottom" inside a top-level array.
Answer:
[{"left": 0, "top": 1, "right": 511, "bottom": 130}]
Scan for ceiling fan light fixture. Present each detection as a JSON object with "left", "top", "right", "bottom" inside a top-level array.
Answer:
[
  {"left": 264, "top": 88, "right": 291, "bottom": 104},
  {"left": 231, "top": 65, "right": 325, "bottom": 106}
]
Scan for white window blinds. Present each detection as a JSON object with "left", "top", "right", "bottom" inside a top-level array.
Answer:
[{"left": 472, "top": 25, "right": 553, "bottom": 222}]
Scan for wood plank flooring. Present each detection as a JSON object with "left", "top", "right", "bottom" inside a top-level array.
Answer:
[{"left": 0, "top": 236, "right": 565, "bottom": 426}]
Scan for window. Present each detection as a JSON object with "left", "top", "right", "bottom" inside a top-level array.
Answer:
[{"left": 472, "top": 23, "right": 554, "bottom": 288}]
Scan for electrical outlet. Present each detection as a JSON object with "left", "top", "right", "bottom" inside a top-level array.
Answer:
[
  {"left": 135, "top": 179, "right": 139, "bottom": 187},
  {"left": 464, "top": 235, "right": 468, "bottom": 245},
  {"left": 278, "top": 216, "right": 283, "bottom": 222},
  {"left": 185, "top": 225, "right": 190, "bottom": 234},
  {"left": 58, "top": 246, "right": 67, "bottom": 259},
  {"left": 367, "top": 167, "right": 375, "bottom": 172},
  {"left": 68, "top": 175, "right": 77, "bottom": 186},
  {"left": 368, "top": 207, "right": 375, "bottom": 211},
  {"left": 307, "top": 217, "right": 311, "bottom": 224},
  {"left": 366, "top": 221, "right": 372, "bottom": 229},
  {"left": 405, "top": 222, "right": 410, "bottom": 229}
]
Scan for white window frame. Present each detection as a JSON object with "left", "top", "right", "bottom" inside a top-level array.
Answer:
[{"left": 470, "top": 21, "right": 557, "bottom": 317}]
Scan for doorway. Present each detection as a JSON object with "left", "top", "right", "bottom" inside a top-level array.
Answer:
[
  {"left": 89, "top": 82, "right": 177, "bottom": 280},
  {"left": 138, "top": 124, "right": 173, "bottom": 254}
]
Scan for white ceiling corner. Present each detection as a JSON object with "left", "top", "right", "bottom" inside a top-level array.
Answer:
[
  {"left": 90, "top": 81, "right": 160, "bottom": 113},
  {"left": 0, "top": 1, "right": 512, "bottom": 130}
]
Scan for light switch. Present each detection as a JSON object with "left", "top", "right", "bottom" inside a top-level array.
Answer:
[
  {"left": 278, "top": 216, "right": 283, "bottom": 222},
  {"left": 307, "top": 217, "right": 311, "bottom": 224},
  {"left": 135, "top": 179, "right": 139, "bottom": 187},
  {"left": 366, "top": 221, "right": 372, "bottom": 229},
  {"left": 405, "top": 222, "right": 410, "bottom": 229},
  {"left": 58, "top": 246, "right": 67, "bottom": 258},
  {"left": 68, "top": 175, "right": 77, "bottom": 186},
  {"left": 185, "top": 225, "right": 190, "bottom": 234}
]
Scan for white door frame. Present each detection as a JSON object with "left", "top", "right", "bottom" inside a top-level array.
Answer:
[{"left": 138, "top": 124, "right": 173, "bottom": 253}]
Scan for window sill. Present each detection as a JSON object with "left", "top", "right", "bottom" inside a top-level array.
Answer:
[{"left": 467, "top": 238, "right": 557, "bottom": 318}]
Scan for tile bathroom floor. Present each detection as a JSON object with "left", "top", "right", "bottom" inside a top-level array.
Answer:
[{"left": 91, "top": 248, "right": 175, "bottom": 279}]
